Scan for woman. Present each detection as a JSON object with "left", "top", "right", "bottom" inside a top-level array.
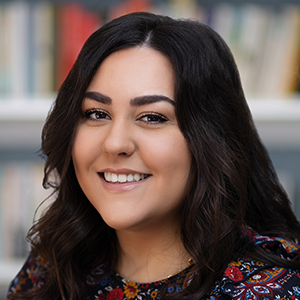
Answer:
[{"left": 7, "top": 12, "right": 300, "bottom": 300}]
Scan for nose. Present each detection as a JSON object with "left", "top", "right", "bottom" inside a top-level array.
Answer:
[{"left": 102, "top": 121, "right": 135, "bottom": 157}]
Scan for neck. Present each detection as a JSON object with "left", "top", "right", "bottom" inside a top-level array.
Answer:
[{"left": 115, "top": 225, "right": 191, "bottom": 283}]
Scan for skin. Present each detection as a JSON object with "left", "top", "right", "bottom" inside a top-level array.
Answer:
[{"left": 72, "top": 46, "right": 192, "bottom": 282}]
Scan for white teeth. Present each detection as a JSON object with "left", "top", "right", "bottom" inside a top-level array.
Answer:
[
  {"left": 111, "top": 173, "right": 118, "bottom": 183},
  {"left": 118, "top": 174, "right": 127, "bottom": 183},
  {"left": 104, "top": 172, "right": 148, "bottom": 183},
  {"left": 105, "top": 172, "right": 111, "bottom": 182},
  {"left": 133, "top": 173, "right": 141, "bottom": 181},
  {"left": 127, "top": 174, "right": 134, "bottom": 182}
]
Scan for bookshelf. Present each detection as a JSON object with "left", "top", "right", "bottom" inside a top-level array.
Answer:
[
  {"left": 247, "top": 99, "right": 300, "bottom": 148},
  {"left": 1, "top": 0, "right": 300, "bottom": 298},
  {"left": 1, "top": 99, "right": 300, "bottom": 150},
  {"left": 1, "top": 100, "right": 300, "bottom": 297},
  {"left": 0, "top": 98, "right": 53, "bottom": 151},
  {"left": 1, "top": 102, "right": 300, "bottom": 299}
]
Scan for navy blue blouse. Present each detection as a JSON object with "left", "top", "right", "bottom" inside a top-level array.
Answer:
[{"left": 7, "top": 227, "right": 300, "bottom": 299}]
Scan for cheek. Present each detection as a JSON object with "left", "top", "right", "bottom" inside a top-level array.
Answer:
[
  {"left": 141, "top": 131, "right": 191, "bottom": 180},
  {"left": 72, "top": 132, "right": 95, "bottom": 188},
  {"left": 72, "top": 131, "right": 86, "bottom": 171},
  {"left": 72, "top": 127, "right": 100, "bottom": 169}
]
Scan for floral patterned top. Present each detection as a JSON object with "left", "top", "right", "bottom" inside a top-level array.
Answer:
[{"left": 6, "top": 227, "right": 300, "bottom": 300}]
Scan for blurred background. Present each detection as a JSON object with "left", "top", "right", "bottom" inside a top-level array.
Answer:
[{"left": 0, "top": 0, "right": 300, "bottom": 298}]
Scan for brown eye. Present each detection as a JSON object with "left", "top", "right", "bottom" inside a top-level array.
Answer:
[
  {"left": 83, "top": 109, "right": 110, "bottom": 121},
  {"left": 138, "top": 113, "right": 168, "bottom": 124}
]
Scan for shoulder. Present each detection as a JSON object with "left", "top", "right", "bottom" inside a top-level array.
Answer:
[
  {"left": 241, "top": 226, "right": 300, "bottom": 260},
  {"left": 209, "top": 228, "right": 300, "bottom": 300},
  {"left": 6, "top": 255, "right": 46, "bottom": 298},
  {"left": 215, "top": 259, "right": 300, "bottom": 300}
]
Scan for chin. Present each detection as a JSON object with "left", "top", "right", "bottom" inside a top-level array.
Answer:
[
  {"left": 102, "top": 216, "right": 140, "bottom": 231},
  {"left": 103, "top": 215, "right": 154, "bottom": 233}
]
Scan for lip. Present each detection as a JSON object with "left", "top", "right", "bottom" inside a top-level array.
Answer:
[
  {"left": 98, "top": 168, "right": 151, "bottom": 193},
  {"left": 99, "top": 168, "right": 147, "bottom": 175}
]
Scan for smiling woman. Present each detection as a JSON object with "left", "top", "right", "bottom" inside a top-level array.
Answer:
[
  {"left": 72, "top": 47, "right": 191, "bottom": 242},
  {"left": 6, "top": 12, "right": 300, "bottom": 300}
]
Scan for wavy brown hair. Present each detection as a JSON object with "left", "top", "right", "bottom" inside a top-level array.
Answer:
[{"left": 9, "top": 12, "right": 300, "bottom": 300}]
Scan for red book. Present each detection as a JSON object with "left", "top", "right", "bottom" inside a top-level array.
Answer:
[
  {"left": 109, "top": 0, "right": 151, "bottom": 20},
  {"left": 56, "top": 3, "right": 101, "bottom": 90}
]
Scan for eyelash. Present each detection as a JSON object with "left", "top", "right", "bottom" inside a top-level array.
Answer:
[
  {"left": 83, "top": 108, "right": 110, "bottom": 121},
  {"left": 83, "top": 109, "right": 168, "bottom": 125},
  {"left": 137, "top": 112, "right": 168, "bottom": 125}
]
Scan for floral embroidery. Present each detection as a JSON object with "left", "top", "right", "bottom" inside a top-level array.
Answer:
[
  {"left": 225, "top": 266, "right": 244, "bottom": 281},
  {"left": 277, "top": 238, "right": 300, "bottom": 254},
  {"left": 141, "top": 283, "right": 149, "bottom": 289},
  {"left": 96, "top": 293, "right": 106, "bottom": 300},
  {"left": 292, "top": 286, "right": 300, "bottom": 296},
  {"left": 150, "top": 290, "right": 158, "bottom": 298},
  {"left": 231, "top": 261, "right": 242, "bottom": 267},
  {"left": 124, "top": 282, "right": 138, "bottom": 299},
  {"left": 106, "top": 288, "right": 123, "bottom": 300},
  {"left": 247, "top": 267, "right": 284, "bottom": 284},
  {"left": 6, "top": 227, "right": 300, "bottom": 300},
  {"left": 27, "top": 269, "right": 38, "bottom": 284},
  {"left": 167, "top": 285, "right": 175, "bottom": 293},
  {"left": 231, "top": 267, "right": 285, "bottom": 300}
]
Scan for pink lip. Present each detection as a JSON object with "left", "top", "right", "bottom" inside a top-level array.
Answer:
[
  {"left": 98, "top": 173, "right": 151, "bottom": 193},
  {"left": 99, "top": 168, "right": 146, "bottom": 175}
]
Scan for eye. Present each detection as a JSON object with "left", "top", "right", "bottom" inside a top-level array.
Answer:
[
  {"left": 83, "top": 109, "right": 110, "bottom": 121},
  {"left": 138, "top": 113, "right": 168, "bottom": 125}
]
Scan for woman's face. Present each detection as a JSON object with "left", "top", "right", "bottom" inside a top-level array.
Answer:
[{"left": 72, "top": 47, "right": 192, "bottom": 233}]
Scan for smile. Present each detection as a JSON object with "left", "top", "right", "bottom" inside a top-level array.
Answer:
[{"left": 103, "top": 172, "right": 150, "bottom": 183}]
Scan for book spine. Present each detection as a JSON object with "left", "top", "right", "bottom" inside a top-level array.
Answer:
[
  {"left": 0, "top": 164, "right": 4, "bottom": 259},
  {"left": 109, "top": 0, "right": 151, "bottom": 20},
  {"left": 32, "top": 2, "right": 56, "bottom": 96},
  {"left": 10, "top": 2, "right": 31, "bottom": 99},
  {"left": 55, "top": 3, "right": 101, "bottom": 90},
  {"left": 0, "top": 161, "right": 50, "bottom": 260},
  {"left": 277, "top": 7, "right": 300, "bottom": 96}
]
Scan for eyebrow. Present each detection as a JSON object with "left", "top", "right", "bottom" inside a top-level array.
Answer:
[
  {"left": 84, "top": 91, "right": 112, "bottom": 105},
  {"left": 130, "top": 95, "right": 175, "bottom": 106},
  {"left": 84, "top": 91, "right": 175, "bottom": 106}
]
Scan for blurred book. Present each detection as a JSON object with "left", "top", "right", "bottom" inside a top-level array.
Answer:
[
  {"left": 0, "top": 1, "right": 299, "bottom": 99},
  {"left": 56, "top": 2, "right": 101, "bottom": 89},
  {"left": 109, "top": 0, "right": 152, "bottom": 20},
  {"left": 0, "top": 162, "right": 51, "bottom": 260}
]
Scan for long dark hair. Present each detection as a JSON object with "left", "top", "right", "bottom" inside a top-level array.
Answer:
[{"left": 12, "top": 12, "right": 300, "bottom": 300}]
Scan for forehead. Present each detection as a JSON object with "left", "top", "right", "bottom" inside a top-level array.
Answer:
[{"left": 87, "top": 47, "right": 175, "bottom": 101}]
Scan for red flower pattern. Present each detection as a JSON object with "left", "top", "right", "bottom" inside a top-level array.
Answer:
[
  {"left": 225, "top": 266, "right": 244, "bottom": 281},
  {"left": 6, "top": 228, "right": 300, "bottom": 300},
  {"left": 107, "top": 288, "right": 124, "bottom": 300}
]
